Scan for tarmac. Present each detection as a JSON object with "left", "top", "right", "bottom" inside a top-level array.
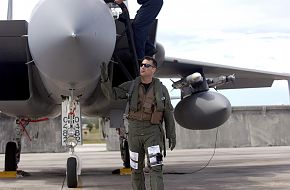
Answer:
[{"left": 0, "top": 144, "right": 290, "bottom": 190}]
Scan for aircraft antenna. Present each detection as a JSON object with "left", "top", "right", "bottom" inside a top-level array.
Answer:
[{"left": 7, "top": 0, "right": 13, "bottom": 20}]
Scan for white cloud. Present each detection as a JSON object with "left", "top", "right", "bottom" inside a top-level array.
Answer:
[
  {"left": 0, "top": 0, "right": 39, "bottom": 21},
  {"left": 155, "top": 0, "right": 290, "bottom": 74},
  {"left": 0, "top": 0, "right": 8, "bottom": 19},
  {"left": 154, "top": 0, "right": 290, "bottom": 105}
]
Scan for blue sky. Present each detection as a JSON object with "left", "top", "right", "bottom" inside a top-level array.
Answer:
[{"left": 1, "top": 0, "right": 289, "bottom": 106}]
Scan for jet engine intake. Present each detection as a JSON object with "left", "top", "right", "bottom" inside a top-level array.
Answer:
[{"left": 174, "top": 91, "right": 231, "bottom": 130}]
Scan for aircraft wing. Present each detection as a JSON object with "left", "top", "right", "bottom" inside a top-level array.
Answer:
[{"left": 156, "top": 57, "right": 290, "bottom": 89}]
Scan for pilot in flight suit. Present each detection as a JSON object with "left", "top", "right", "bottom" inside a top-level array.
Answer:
[
  {"left": 101, "top": 56, "right": 176, "bottom": 190},
  {"left": 114, "top": 0, "right": 163, "bottom": 59}
]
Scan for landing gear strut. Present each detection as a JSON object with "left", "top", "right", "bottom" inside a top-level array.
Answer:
[
  {"left": 2, "top": 118, "right": 48, "bottom": 176},
  {"left": 4, "top": 118, "right": 24, "bottom": 172},
  {"left": 112, "top": 127, "right": 131, "bottom": 175},
  {"left": 62, "top": 91, "right": 82, "bottom": 188},
  {"left": 121, "top": 138, "right": 130, "bottom": 168}
]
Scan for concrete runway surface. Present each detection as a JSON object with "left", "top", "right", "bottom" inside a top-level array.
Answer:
[{"left": 0, "top": 144, "right": 290, "bottom": 190}]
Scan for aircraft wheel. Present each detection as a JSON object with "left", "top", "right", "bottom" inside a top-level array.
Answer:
[
  {"left": 67, "top": 157, "right": 78, "bottom": 188},
  {"left": 5, "top": 142, "right": 17, "bottom": 171},
  {"left": 123, "top": 140, "right": 130, "bottom": 168}
]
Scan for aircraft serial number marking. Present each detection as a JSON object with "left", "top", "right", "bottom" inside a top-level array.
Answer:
[{"left": 61, "top": 100, "right": 82, "bottom": 146}]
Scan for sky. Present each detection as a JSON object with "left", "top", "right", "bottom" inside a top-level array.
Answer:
[{"left": 1, "top": 0, "right": 289, "bottom": 106}]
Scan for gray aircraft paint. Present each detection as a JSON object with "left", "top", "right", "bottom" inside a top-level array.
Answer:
[
  {"left": 174, "top": 91, "right": 231, "bottom": 130},
  {"left": 28, "top": 0, "right": 116, "bottom": 101}
]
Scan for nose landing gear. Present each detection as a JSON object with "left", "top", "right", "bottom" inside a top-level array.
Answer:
[{"left": 62, "top": 92, "right": 82, "bottom": 188}]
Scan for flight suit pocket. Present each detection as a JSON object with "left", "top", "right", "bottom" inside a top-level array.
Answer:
[
  {"left": 151, "top": 111, "right": 163, "bottom": 124},
  {"left": 143, "top": 102, "right": 153, "bottom": 114}
]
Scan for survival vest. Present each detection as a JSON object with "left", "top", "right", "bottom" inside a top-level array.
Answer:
[{"left": 128, "top": 77, "right": 165, "bottom": 124}]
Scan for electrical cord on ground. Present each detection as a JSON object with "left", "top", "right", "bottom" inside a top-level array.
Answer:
[
  {"left": 164, "top": 127, "right": 219, "bottom": 175},
  {"left": 61, "top": 172, "right": 66, "bottom": 190}
]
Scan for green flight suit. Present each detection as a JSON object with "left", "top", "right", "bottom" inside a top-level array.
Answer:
[{"left": 102, "top": 76, "right": 176, "bottom": 190}]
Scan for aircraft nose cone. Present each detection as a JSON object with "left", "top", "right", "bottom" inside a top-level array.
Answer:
[
  {"left": 28, "top": 0, "right": 116, "bottom": 83},
  {"left": 71, "top": 33, "right": 77, "bottom": 38}
]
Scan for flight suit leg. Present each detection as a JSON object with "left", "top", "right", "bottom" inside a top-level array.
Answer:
[
  {"left": 144, "top": 124, "right": 164, "bottom": 190},
  {"left": 149, "top": 165, "right": 163, "bottom": 190},
  {"left": 128, "top": 124, "right": 146, "bottom": 190},
  {"left": 132, "top": 0, "right": 163, "bottom": 59}
]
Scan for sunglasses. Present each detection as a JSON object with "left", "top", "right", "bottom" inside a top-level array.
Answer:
[{"left": 140, "top": 63, "right": 155, "bottom": 68}]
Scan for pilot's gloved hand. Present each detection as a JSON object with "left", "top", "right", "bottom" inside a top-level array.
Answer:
[
  {"left": 100, "top": 62, "right": 109, "bottom": 82},
  {"left": 168, "top": 137, "right": 176, "bottom": 151}
]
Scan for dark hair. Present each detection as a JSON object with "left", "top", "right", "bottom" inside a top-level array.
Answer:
[{"left": 142, "top": 56, "right": 157, "bottom": 67}]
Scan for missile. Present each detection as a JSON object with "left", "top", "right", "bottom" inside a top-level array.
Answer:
[
  {"left": 207, "top": 74, "right": 235, "bottom": 88},
  {"left": 172, "top": 72, "right": 203, "bottom": 89},
  {"left": 172, "top": 73, "right": 235, "bottom": 90}
]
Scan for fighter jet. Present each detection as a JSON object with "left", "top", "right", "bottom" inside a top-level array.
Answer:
[{"left": 0, "top": 0, "right": 289, "bottom": 188}]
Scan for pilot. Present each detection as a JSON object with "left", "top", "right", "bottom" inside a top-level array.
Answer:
[
  {"left": 101, "top": 56, "right": 176, "bottom": 190},
  {"left": 114, "top": 0, "right": 163, "bottom": 59}
]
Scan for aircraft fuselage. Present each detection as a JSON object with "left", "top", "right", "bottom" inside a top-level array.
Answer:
[{"left": 28, "top": 0, "right": 116, "bottom": 102}]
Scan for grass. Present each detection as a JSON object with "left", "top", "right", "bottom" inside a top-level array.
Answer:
[{"left": 83, "top": 127, "right": 105, "bottom": 144}]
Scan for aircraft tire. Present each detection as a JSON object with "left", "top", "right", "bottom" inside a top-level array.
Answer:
[
  {"left": 5, "top": 142, "right": 17, "bottom": 171},
  {"left": 123, "top": 140, "right": 130, "bottom": 168},
  {"left": 67, "top": 157, "right": 78, "bottom": 188}
]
